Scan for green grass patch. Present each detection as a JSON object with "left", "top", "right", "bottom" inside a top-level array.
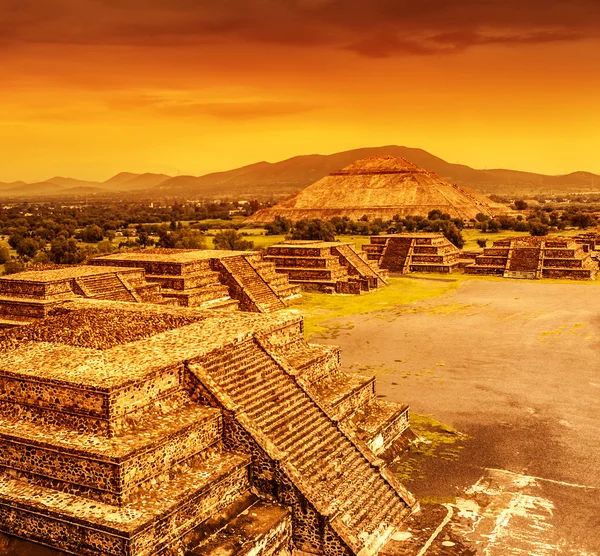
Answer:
[
  {"left": 295, "top": 275, "right": 464, "bottom": 338},
  {"left": 392, "top": 413, "right": 468, "bottom": 483}
]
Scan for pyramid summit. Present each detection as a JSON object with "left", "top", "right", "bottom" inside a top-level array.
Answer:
[{"left": 248, "top": 154, "right": 511, "bottom": 222}]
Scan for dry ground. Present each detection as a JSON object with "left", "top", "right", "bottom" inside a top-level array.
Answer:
[{"left": 307, "top": 277, "right": 600, "bottom": 554}]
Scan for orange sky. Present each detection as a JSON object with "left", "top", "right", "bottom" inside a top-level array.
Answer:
[{"left": 1, "top": 0, "right": 600, "bottom": 182}]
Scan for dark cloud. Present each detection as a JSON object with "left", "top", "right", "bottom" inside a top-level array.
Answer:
[{"left": 0, "top": 0, "right": 598, "bottom": 56}]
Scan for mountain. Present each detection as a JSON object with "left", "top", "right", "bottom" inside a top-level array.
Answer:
[
  {"left": 152, "top": 146, "right": 600, "bottom": 198},
  {"left": 1, "top": 146, "right": 598, "bottom": 200},
  {"left": 102, "top": 172, "right": 172, "bottom": 191},
  {"left": 47, "top": 176, "right": 101, "bottom": 188},
  {"left": 247, "top": 155, "right": 511, "bottom": 223}
]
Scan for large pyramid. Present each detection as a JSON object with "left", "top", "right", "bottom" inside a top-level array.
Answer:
[{"left": 248, "top": 155, "right": 510, "bottom": 222}]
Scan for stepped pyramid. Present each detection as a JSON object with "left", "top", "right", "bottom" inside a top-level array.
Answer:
[
  {"left": 264, "top": 241, "right": 388, "bottom": 294},
  {"left": 363, "top": 233, "right": 461, "bottom": 274},
  {"left": 0, "top": 299, "right": 417, "bottom": 555},
  {"left": 91, "top": 249, "right": 301, "bottom": 313},
  {"left": 0, "top": 265, "right": 164, "bottom": 329},
  {"left": 465, "top": 236, "right": 598, "bottom": 279},
  {"left": 248, "top": 155, "right": 510, "bottom": 223}
]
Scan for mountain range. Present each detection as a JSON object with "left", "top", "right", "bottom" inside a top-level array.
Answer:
[{"left": 1, "top": 146, "right": 599, "bottom": 200}]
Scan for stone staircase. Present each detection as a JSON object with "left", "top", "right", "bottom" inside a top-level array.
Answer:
[
  {"left": 273, "top": 338, "right": 411, "bottom": 461},
  {"left": 75, "top": 273, "right": 138, "bottom": 302},
  {"left": 245, "top": 254, "right": 302, "bottom": 303},
  {"left": 219, "top": 256, "right": 286, "bottom": 313},
  {"left": 192, "top": 339, "right": 414, "bottom": 555},
  {"left": 505, "top": 245, "right": 540, "bottom": 279},
  {"left": 264, "top": 242, "right": 384, "bottom": 294},
  {"left": 334, "top": 244, "right": 388, "bottom": 287},
  {"left": 363, "top": 235, "right": 460, "bottom": 274},
  {"left": 466, "top": 237, "right": 598, "bottom": 280}
]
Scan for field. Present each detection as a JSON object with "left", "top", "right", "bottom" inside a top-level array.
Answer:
[{"left": 291, "top": 274, "right": 600, "bottom": 554}]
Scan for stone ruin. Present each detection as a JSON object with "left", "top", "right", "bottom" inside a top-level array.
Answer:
[
  {"left": 91, "top": 250, "right": 301, "bottom": 313},
  {"left": 464, "top": 236, "right": 599, "bottom": 280},
  {"left": 0, "top": 265, "right": 164, "bottom": 330},
  {"left": 0, "top": 299, "right": 416, "bottom": 555},
  {"left": 0, "top": 250, "right": 302, "bottom": 329},
  {"left": 264, "top": 242, "right": 388, "bottom": 294},
  {"left": 362, "top": 234, "right": 460, "bottom": 274}
]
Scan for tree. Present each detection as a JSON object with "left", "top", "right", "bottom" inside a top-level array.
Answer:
[
  {"left": 49, "top": 238, "right": 86, "bottom": 264},
  {"left": 529, "top": 222, "right": 549, "bottom": 236},
  {"left": 514, "top": 200, "right": 529, "bottom": 210},
  {"left": 441, "top": 223, "right": 465, "bottom": 248},
  {"left": 487, "top": 219, "right": 500, "bottom": 233},
  {"left": 290, "top": 219, "right": 336, "bottom": 242},
  {"left": 265, "top": 215, "right": 293, "bottom": 235},
  {"left": 79, "top": 225, "right": 104, "bottom": 243},
  {"left": 213, "top": 230, "right": 254, "bottom": 251},
  {"left": 0, "top": 245, "right": 10, "bottom": 264},
  {"left": 476, "top": 239, "right": 487, "bottom": 248},
  {"left": 16, "top": 237, "right": 43, "bottom": 259}
]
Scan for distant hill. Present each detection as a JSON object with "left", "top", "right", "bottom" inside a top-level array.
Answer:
[
  {"left": 1, "top": 146, "right": 599, "bottom": 199},
  {"left": 248, "top": 155, "right": 512, "bottom": 222},
  {"left": 102, "top": 172, "right": 172, "bottom": 191},
  {"left": 152, "top": 146, "right": 600, "bottom": 199},
  {"left": 48, "top": 176, "right": 102, "bottom": 188}
]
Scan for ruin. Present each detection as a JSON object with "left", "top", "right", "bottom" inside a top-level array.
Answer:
[
  {"left": 0, "top": 298, "right": 416, "bottom": 555},
  {"left": 362, "top": 234, "right": 461, "bottom": 274},
  {"left": 0, "top": 265, "right": 164, "bottom": 329},
  {"left": 247, "top": 155, "right": 510, "bottom": 223},
  {"left": 464, "top": 236, "right": 598, "bottom": 279},
  {"left": 264, "top": 241, "right": 388, "bottom": 294},
  {"left": 0, "top": 250, "right": 302, "bottom": 329},
  {"left": 91, "top": 249, "right": 301, "bottom": 313}
]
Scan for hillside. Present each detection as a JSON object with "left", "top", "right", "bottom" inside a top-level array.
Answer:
[
  {"left": 247, "top": 155, "right": 512, "bottom": 222},
  {"left": 152, "top": 145, "right": 600, "bottom": 198},
  {"left": 1, "top": 146, "right": 599, "bottom": 199}
]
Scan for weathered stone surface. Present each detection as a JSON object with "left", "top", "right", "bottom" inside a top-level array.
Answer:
[
  {"left": 465, "top": 236, "right": 598, "bottom": 280},
  {"left": 0, "top": 298, "right": 416, "bottom": 555},
  {"left": 265, "top": 242, "right": 386, "bottom": 295},
  {"left": 363, "top": 234, "right": 460, "bottom": 274}
]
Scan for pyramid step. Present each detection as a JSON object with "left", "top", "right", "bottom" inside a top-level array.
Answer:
[
  {"left": 0, "top": 452, "right": 251, "bottom": 556},
  {"left": 0, "top": 402, "right": 221, "bottom": 504},
  {"left": 185, "top": 499, "right": 292, "bottom": 556},
  {"left": 278, "top": 413, "right": 330, "bottom": 453}
]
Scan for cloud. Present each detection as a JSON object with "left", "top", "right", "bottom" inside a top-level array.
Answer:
[
  {"left": 106, "top": 94, "right": 319, "bottom": 120},
  {"left": 0, "top": 0, "right": 599, "bottom": 56}
]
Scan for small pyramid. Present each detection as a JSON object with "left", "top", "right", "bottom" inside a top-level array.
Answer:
[{"left": 248, "top": 155, "right": 510, "bottom": 222}]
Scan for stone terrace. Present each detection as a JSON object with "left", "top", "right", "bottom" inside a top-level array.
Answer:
[
  {"left": 0, "top": 265, "right": 163, "bottom": 329},
  {"left": 465, "top": 236, "right": 598, "bottom": 280},
  {"left": 363, "top": 233, "right": 460, "bottom": 274},
  {"left": 0, "top": 300, "right": 416, "bottom": 555},
  {"left": 264, "top": 241, "right": 388, "bottom": 294},
  {"left": 91, "top": 249, "right": 301, "bottom": 313}
]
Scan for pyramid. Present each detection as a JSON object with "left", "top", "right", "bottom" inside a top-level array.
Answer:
[{"left": 247, "top": 155, "right": 510, "bottom": 222}]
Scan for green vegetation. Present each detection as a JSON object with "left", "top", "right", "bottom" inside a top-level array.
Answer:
[
  {"left": 212, "top": 229, "right": 254, "bottom": 250},
  {"left": 393, "top": 413, "right": 468, "bottom": 484},
  {"left": 296, "top": 276, "right": 463, "bottom": 338}
]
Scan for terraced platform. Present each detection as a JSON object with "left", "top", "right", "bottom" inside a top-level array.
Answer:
[
  {"left": 91, "top": 249, "right": 301, "bottom": 313},
  {"left": 465, "top": 237, "right": 598, "bottom": 280},
  {"left": 363, "top": 233, "right": 460, "bottom": 274},
  {"left": 264, "top": 241, "right": 387, "bottom": 294},
  {"left": 0, "top": 299, "right": 417, "bottom": 555}
]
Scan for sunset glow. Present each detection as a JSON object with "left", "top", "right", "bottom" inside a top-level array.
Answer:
[{"left": 2, "top": 0, "right": 600, "bottom": 182}]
